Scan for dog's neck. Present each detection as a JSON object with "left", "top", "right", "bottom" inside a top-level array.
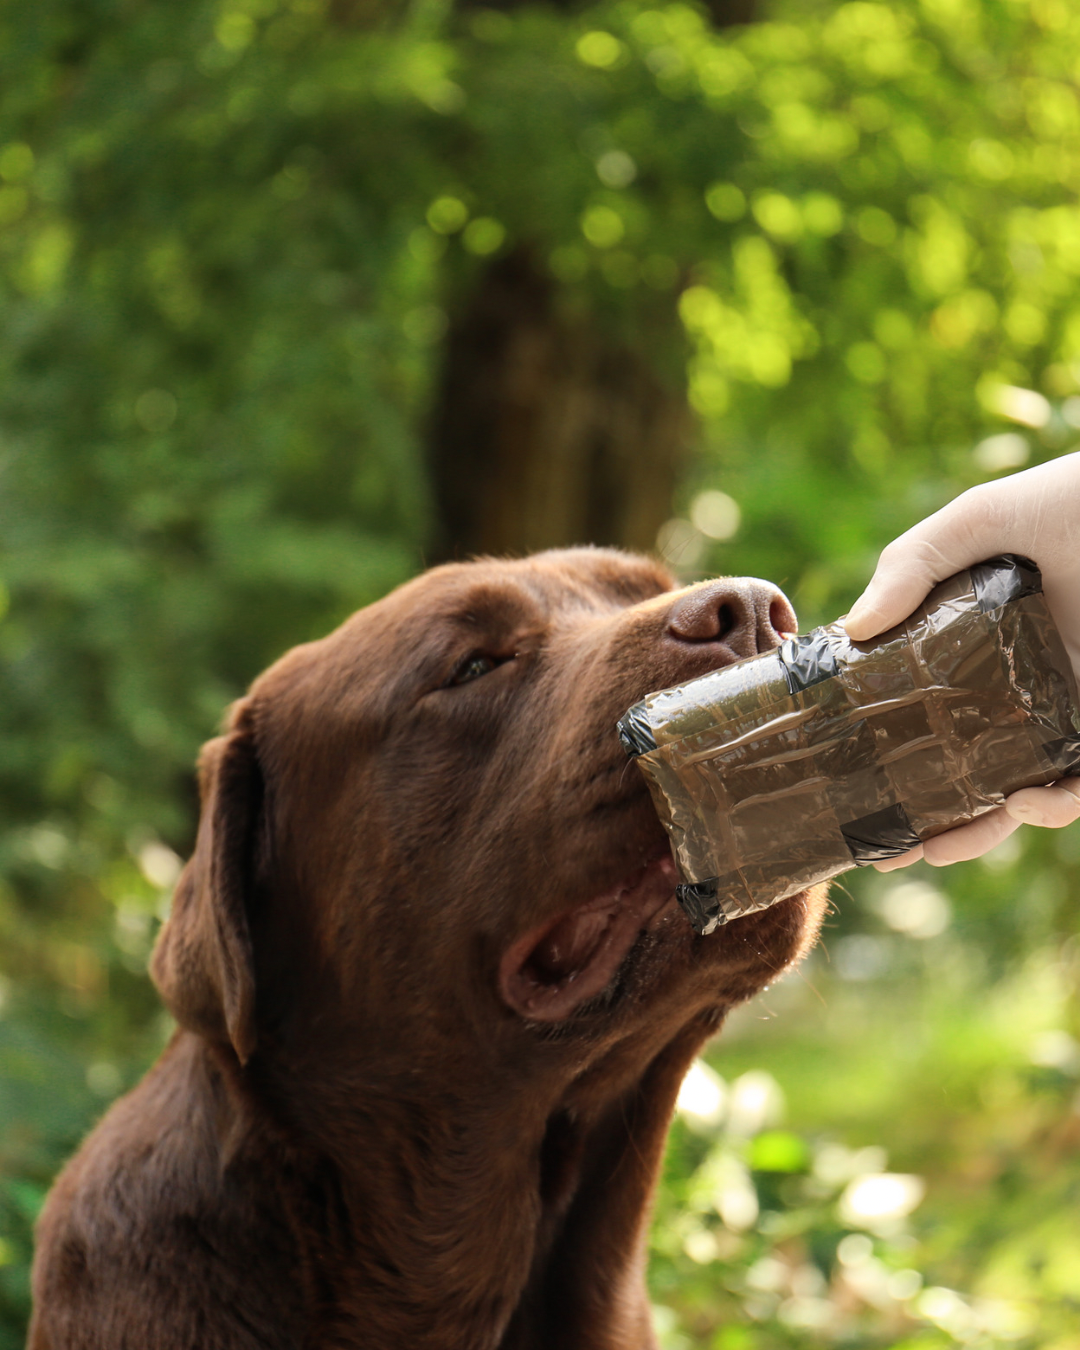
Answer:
[
  {"left": 496, "top": 1021, "right": 708, "bottom": 1350},
  {"left": 200, "top": 1011, "right": 719, "bottom": 1350}
]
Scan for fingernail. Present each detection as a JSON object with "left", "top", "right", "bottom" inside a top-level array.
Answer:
[
  {"left": 844, "top": 600, "right": 871, "bottom": 633},
  {"left": 1007, "top": 801, "right": 1047, "bottom": 826},
  {"left": 844, "top": 600, "right": 884, "bottom": 640}
]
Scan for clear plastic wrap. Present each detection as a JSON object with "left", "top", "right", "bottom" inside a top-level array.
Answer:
[{"left": 618, "top": 556, "right": 1080, "bottom": 935}]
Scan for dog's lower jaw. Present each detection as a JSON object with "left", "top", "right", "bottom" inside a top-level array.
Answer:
[{"left": 499, "top": 853, "right": 679, "bottom": 1023}]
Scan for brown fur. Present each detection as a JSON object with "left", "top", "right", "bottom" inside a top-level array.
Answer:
[{"left": 30, "top": 548, "right": 827, "bottom": 1350}]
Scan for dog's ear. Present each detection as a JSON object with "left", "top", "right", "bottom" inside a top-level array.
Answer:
[{"left": 150, "top": 704, "right": 263, "bottom": 1065}]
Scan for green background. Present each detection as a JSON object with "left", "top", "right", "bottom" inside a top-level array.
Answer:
[{"left": 3, "top": 0, "right": 1080, "bottom": 1344}]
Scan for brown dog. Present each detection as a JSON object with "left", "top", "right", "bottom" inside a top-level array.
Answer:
[{"left": 30, "top": 548, "right": 827, "bottom": 1350}]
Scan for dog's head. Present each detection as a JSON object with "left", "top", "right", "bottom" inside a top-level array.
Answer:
[{"left": 151, "top": 548, "right": 826, "bottom": 1100}]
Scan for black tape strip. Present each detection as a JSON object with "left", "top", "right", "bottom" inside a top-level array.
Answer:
[
  {"left": 617, "top": 702, "right": 657, "bottom": 757},
  {"left": 840, "top": 801, "right": 921, "bottom": 865},
  {"left": 1040, "top": 734, "right": 1080, "bottom": 777},
  {"left": 970, "top": 553, "right": 1042, "bottom": 613},
  {"left": 778, "top": 631, "right": 844, "bottom": 695},
  {"left": 675, "top": 879, "right": 725, "bottom": 934}
]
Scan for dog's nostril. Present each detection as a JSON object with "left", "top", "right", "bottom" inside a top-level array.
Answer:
[
  {"left": 716, "top": 603, "right": 736, "bottom": 642},
  {"left": 667, "top": 578, "right": 796, "bottom": 661},
  {"left": 667, "top": 587, "right": 755, "bottom": 648}
]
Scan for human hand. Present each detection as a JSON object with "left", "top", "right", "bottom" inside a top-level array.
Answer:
[{"left": 844, "top": 452, "right": 1080, "bottom": 871}]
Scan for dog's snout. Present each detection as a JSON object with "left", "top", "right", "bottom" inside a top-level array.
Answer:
[{"left": 666, "top": 578, "right": 797, "bottom": 661}]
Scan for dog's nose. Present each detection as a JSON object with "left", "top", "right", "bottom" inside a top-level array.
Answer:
[{"left": 666, "top": 578, "right": 797, "bottom": 661}]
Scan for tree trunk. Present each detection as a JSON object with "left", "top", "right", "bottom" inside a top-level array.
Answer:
[{"left": 427, "top": 249, "right": 691, "bottom": 561}]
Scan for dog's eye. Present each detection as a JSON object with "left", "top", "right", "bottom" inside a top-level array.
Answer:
[{"left": 450, "top": 654, "right": 500, "bottom": 686}]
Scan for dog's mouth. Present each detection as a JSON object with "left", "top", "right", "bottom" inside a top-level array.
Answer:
[{"left": 498, "top": 851, "right": 680, "bottom": 1022}]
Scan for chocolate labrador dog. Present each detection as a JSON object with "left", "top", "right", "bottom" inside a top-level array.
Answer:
[{"left": 30, "top": 548, "right": 827, "bottom": 1350}]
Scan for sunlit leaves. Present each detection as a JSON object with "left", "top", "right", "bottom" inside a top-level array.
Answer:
[
  {"left": 576, "top": 30, "right": 627, "bottom": 69},
  {"left": 581, "top": 202, "right": 625, "bottom": 247}
]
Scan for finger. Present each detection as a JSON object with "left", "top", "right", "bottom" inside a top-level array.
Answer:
[
  {"left": 844, "top": 487, "right": 1005, "bottom": 642},
  {"left": 922, "top": 807, "right": 1021, "bottom": 866},
  {"left": 1005, "top": 778, "right": 1080, "bottom": 829},
  {"left": 871, "top": 844, "right": 924, "bottom": 872},
  {"left": 845, "top": 538, "right": 961, "bottom": 641}
]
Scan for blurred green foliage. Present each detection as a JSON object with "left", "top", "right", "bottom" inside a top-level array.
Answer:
[
  {"left": 649, "top": 841, "right": 1080, "bottom": 1346},
  {"left": 3, "top": 0, "right": 1080, "bottom": 1344}
]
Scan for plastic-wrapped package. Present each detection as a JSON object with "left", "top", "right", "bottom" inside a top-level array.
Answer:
[{"left": 618, "top": 556, "right": 1080, "bottom": 935}]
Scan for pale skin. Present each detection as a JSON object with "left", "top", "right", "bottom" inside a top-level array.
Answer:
[{"left": 843, "top": 452, "right": 1080, "bottom": 872}]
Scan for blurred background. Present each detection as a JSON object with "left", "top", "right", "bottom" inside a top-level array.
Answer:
[{"left": 2, "top": 0, "right": 1080, "bottom": 1344}]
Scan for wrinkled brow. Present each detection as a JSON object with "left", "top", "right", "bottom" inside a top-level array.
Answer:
[
  {"left": 442, "top": 584, "right": 540, "bottom": 635},
  {"left": 392, "top": 583, "right": 545, "bottom": 685}
]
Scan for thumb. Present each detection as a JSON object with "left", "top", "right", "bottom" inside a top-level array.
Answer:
[{"left": 844, "top": 487, "right": 1005, "bottom": 641}]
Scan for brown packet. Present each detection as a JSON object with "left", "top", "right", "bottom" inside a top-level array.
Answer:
[{"left": 618, "top": 556, "right": 1080, "bottom": 935}]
